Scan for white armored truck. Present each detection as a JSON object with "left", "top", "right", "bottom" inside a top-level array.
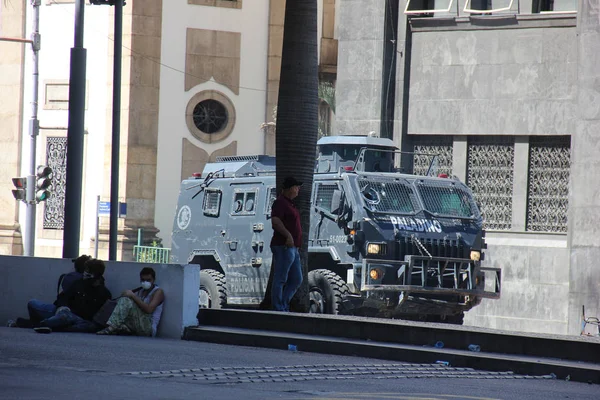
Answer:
[{"left": 171, "top": 135, "right": 501, "bottom": 323}]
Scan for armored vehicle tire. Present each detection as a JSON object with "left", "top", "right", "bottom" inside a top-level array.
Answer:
[
  {"left": 308, "top": 269, "right": 349, "bottom": 314},
  {"left": 199, "top": 269, "right": 227, "bottom": 309}
]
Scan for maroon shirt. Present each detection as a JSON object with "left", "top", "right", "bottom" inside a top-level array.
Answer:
[{"left": 270, "top": 195, "right": 302, "bottom": 248}]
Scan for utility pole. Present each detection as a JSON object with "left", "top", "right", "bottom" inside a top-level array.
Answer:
[
  {"left": 24, "top": 0, "right": 41, "bottom": 257},
  {"left": 62, "top": 0, "right": 87, "bottom": 259}
]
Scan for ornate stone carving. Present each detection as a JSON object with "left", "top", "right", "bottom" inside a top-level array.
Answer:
[
  {"left": 527, "top": 136, "right": 570, "bottom": 233},
  {"left": 467, "top": 138, "right": 514, "bottom": 231},
  {"left": 412, "top": 137, "right": 453, "bottom": 177},
  {"left": 43, "top": 137, "right": 67, "bottom": 230}
]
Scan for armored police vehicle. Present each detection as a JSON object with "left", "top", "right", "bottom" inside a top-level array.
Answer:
[{"left": 171, "top": 135, "right": 501, "bottom": 323}]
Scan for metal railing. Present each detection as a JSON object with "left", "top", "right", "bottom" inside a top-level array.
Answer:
[{"left": 133, "top": 245, "right": 171, "bottom": 264}]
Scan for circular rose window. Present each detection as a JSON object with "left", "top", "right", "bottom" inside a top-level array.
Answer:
[
  {"left": 193, "top": 99, "right": 228, "bottom": 134},
  {"left": 186, "top": 90, "right": 236, "bottom": 143}
]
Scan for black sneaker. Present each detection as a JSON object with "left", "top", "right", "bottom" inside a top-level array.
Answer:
[
  {"left": 33, "top": 327, "right": 52, "bottom": 334},
  {"left": 15, "top": 318, "right": 36, "bottom": 329}
]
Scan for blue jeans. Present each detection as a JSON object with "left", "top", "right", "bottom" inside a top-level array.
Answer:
[
  {"left": 271, "top": 246, "right": 303, "bottom": 312},
  {"left": 40, "top": 308, "right": 99, "bottom": 333},
  {"left": 27, "top": 299, "right": 57, "bottom": 322}
]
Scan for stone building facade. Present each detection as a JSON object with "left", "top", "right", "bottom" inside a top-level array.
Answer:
[
  {"left": 335, "top": 0, "right": 599, "bottom": 335},
  {"left": 0, "top": 0, "right": 339, "bottom": 258}
]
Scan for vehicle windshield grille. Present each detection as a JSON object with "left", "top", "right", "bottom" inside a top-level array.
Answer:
[
  {"left": 417, "top": 183, "right": 476, "bottom": 218},
  {"left": 358, "top": 179, "right": 416, "bottom": 214}
]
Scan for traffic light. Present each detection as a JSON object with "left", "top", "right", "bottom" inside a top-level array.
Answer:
[
  {"left": 35, "top": 165, "right": 53, "bottom": 202},
  {"left": 12, "top": 177, "right": 27, "bottom": 201}
]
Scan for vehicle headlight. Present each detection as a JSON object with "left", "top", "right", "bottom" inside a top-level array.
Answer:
[
  {"left": 470, "top": 251, "right": 481, "bottom": 261},
  {"left": 369, "top": 267, "right": 384, "bottom": 280},
  {"left": 367, "top": 243, "right": 381, "bottom": 254}
]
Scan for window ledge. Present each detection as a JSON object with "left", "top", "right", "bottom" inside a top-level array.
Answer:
[{"left": 409, "top": 13, "right": 576, "bottom": 32}]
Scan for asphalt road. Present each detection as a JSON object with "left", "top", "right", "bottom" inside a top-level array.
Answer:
[{"left": 0, "top": 327, "right": 596, "bottom": 400}]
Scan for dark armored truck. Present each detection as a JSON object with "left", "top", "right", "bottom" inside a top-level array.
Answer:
[{"left": 171, "top": 135, "right": 501, "bottom": 323}]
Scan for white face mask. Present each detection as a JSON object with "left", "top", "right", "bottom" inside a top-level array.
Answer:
[{"left": 140, "top": 281, "right": 152, "bottom": 290}]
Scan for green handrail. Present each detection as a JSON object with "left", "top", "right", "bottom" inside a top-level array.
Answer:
[{"left": 133, "top": 245, "right": 171, "bottom": 264}]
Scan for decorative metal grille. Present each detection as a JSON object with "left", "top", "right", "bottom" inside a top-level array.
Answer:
[
  {"left": 43, "top": 137, "right": 67, "bottom": 230},
  {"left": 416, "top": 183, "right": 476, "bottom": 219},
  {"left": 315, "top": 184, "right": 337, "bottom": 212},
  {"left": 412, "top": 137, "right": 453, "bottom": 177},
  {"left": 467, "top": 137, "right": 514, "bottom": 231},
  {"left": 358, "top": 178, "right": 417, "bottom": 214},
  {"left": 203, "top": 189, "right": 222, "bottom": 217},
  {"left": 526, "top": 136, "right": 570, "bottom": 233}
]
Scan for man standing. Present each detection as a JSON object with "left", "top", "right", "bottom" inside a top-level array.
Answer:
[{"left": 270, "top": 176, "right": 303, "bottom": 312}]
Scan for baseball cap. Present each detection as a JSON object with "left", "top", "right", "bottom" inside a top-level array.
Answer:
[{"left": 282, "top": 176, "right": 303, "bottom": 189}]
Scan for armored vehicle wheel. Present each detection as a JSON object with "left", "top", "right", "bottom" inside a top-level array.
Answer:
[
  {"left": 308, "top": 269, "right": 349, "bottom": 314},
  {"left": 199, "top": 269, "right": 227, "bottom": 309}
]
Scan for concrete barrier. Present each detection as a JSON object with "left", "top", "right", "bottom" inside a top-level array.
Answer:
[{"left": 0, "top": 255, "right": 199, "bottom": 339}]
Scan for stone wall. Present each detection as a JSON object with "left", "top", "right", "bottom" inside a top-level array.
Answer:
[
  {"left": 465, "top": 238, "right": 570, "bottom": 334},
  {"left": 98, "top": 0, "right": 163, "bottom": 259},
  {"left": 0, "top": 0, "right": 26, "bottom": 256},
  {"left": 568, "top": 0, "right": 600, "bottom": 335},
  {"left": 408, "top": 19, "right": 577, "bottom": 136},
  {"left": 335, "top": 0, "right": 386, "bottom": 135}
]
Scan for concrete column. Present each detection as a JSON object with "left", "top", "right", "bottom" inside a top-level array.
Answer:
[
  {"left": 0, "top": 1, "right": 26, "bottom": 255},
  {"left": 452, "top": 136, "right": 468, "bottom": 182},
  {"left": 512, "top": 136, "right": 529, "bottom": 232},
  {"left": 335, "top": 0, "right": 387, "bottom": 135},
  {"left": 568, "top": 0, "right": 600, "bottom": 334},
  {"left": 394, "top": 11, "right": 409, "bottom": 152},
  {"left": 98, "top": 0, "right": 163, "bottom": 261}
]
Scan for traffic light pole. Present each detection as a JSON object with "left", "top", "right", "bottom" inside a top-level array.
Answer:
[
  {"left": 23, "top": 0, "right": 41, "bottom": 257},
  {"left": 62, "top": 0, "right": 87, "bottom": 259},
  {"left": 108, "top": 0, "right": 123, "bottom": 261}
]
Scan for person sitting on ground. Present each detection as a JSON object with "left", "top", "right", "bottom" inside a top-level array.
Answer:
[
  {"left": 34, "top": 258, "right": 112, "bottom": 334},
  {"left": 97, "top": 267, "right": 164, "bottom": 337},
  {"left": 8, "top": 254, "right": 92, "bottom": 329},
  {"left": 59, "top": 254, "right": 91, "bottom": 293}
]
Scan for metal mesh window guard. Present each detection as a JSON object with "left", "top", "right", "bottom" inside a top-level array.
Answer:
[
  {"left": 358, "top": 178, "right": 417, "bottom": 214},
  {"left": 417, "top": 183, "right": 477, "bottom": 219},
  {"left": 265, "top": 187, "right": 277, "bottom": 214},
  {"left": 315, "top": 184, "right": 337, "bottom": 212},
  {"left": 467, "top": 137, "right": 514, "bottom": 231},
  {"left": 203, "top": 190, "right": 221, "bottom": 217},
  {"left": 43, "top": 137, "right": 67, "bottom": 230},
  {"left": 526, "top": 136, "right": 570, "bottom": 233},
  {"left": 413, "top": 137, "right": 453, "bottom": 177}
]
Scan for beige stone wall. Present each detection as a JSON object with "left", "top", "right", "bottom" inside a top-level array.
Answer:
[
  {"left": 185, "top": 28, "right": 241, "bottom": 95},
  {"left": 188, "top": 0, "right": 242, "bottom": 9},
  {"left": 320, "top": 0, "right": 338, "bottom": 73},
  {"left": 181, "top": 139, "right": 237, "bottom": 181},
  {"left": 98, "top": 0, "right": 163, "bottom": 260},
  {"left": 265, "top": 0, "right": 338, "bottom": 154},
  {"left": 0, "top": 0, "right": 26, "bottom": 255},
  {"left": 265, "top": 0, "right": 285, "bottom": 155}
]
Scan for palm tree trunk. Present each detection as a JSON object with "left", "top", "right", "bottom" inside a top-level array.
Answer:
[{"left": 260, "top": 0, "right": 319, "bottom": 312}]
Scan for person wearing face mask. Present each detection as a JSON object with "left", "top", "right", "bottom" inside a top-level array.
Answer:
[
  {"left": 97, "top": 267, "right": 165, "bottom": 337},
  {"left": 31, "top": 258, "right": 112, "bottom": 334}
]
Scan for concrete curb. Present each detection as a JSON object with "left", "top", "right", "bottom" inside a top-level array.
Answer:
[
  {"left": 184, "top": 325, "right": 600, "bottom": 384},
  {"left": 196, "top": 309, "right": 600, "bottom": 363}
]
